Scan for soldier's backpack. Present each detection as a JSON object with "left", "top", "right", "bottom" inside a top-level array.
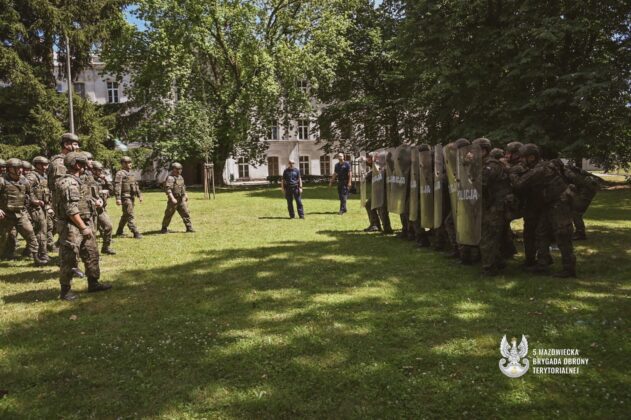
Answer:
[{"left": 562, "top": 164, "right": 601, "bottom": 213}]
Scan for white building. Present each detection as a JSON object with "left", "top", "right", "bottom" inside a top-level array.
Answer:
[{"left": 57, "top": 57, "right": 339, "bottom": 184}]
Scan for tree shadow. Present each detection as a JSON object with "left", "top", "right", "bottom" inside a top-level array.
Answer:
[{"left": 1, "top": 222, "right": 628, "bottom": 418}]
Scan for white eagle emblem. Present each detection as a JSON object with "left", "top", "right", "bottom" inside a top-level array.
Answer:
[{"left": 499, "top": 335, "right": 529, "bottom": 378}]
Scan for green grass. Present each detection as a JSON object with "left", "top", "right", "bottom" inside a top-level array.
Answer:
[{"left": 1, "top": 186, "right": 630, "bottom": 418}]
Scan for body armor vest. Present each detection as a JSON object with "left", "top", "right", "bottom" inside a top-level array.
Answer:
[
  {"left": 120, "top": 171, "right": 138, "bottom": 197},
  {"left": 28, "top": 172, "right": 51, "bottom": 203},
  {"left": 1, "top": 176, "right": 27, "bottom": 212},
  {"left": 172, "top": 176, "right": 185, "bottom": 196}
]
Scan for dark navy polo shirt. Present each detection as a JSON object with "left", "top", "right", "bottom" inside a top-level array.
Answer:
[
  {"left": 334, "top": 161, "right": 351, "bottom": 184},
  {"left": 282, "top": 167, "right": 301, "bottom": 187}
]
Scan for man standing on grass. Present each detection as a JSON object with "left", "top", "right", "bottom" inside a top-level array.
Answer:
[
  {"left": 281, "top": 159, "right": 304, "bottom": 219},
  {"left": 161, "top": 162, "right": 195, "bottom": 233},
  {"left": 329, "top": 153, "right": 352, "bottom": 215},
  {"left": 114, "top": 156, "right": 143, "bottom": 239}
]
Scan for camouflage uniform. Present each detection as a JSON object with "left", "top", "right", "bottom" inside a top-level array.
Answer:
[
  {"left": 92, "top": 166, "right": 114, "bottom": 253},
  {"left": 25, "top": 169, "right": 51, "bottom": 261},
  {"left": 480, "top": 154, "right": 511, "bottom": 274},
  {"left": 114, "top": 167, "right": 142, "bottom": 237},
  {"left": 363, "top": 168, "right": 381, "bottom": 231},
  {"left": 562, "top": 165, "right": 600, "bottom": 240},
  {"left": 512, "top": 158, "right": 576, "bottom": 277},
  {"left": 161, "top": 172, "right": 193, "bottom": 231},
  {"left": 0, "top": 171, "right": 41, "bottom": 263}
]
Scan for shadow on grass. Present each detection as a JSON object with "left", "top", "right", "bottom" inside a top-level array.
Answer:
[{"left": 2, "top": 223, "right": 630, "bottom": 418}]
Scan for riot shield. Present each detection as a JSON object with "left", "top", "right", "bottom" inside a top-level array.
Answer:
[
  {"left": 455, "top": 143, "right": 483, "bottom": 245},
  {"left": 433, "top": 144, "right": 444, "bottom": 228},
  {"left": 371, "top": 149, "right": 386, "bottom": 210},
  {"left": 360, "top": 158, "right": 368, "bottom": 208},
  {"left": 408, "top": 148, "right": 420, "bottom": 221},
  {"left": 419, "top": 149, "right": 434, "bottom": 228},
  {"left": 443, "top": 143, "right": 459, "bottom": 232},
  {"left": 386, "top": 145, "right": 411, "bottom": 215}
]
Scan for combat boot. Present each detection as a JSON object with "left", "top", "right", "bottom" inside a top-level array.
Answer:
[
  {"left": 87, "top": 278, "right": 112, "bottom": 293},
  {"left": 101, "top": 246, "right": 116, "bottom": 255},
  {"left": 382, "top": 227, "right": 394, "bottom": 234},
  {"left": 60, "top": 285, "right": 77, "bottom": 301},
  {"left": 133, "top": 232, "right": 143, "bottom": 239},
  {"left": 22, "top": 248, "right": 31, "bottom": 257},
  {"left": 572, "top": 232, "right": 587, "bottom": 241},
  {"left": 32, "top": 254, "right": 48, "bottom": 267},
  {"left": 186, "top": 227, "right": 196, "bottom": 233},
  {"left": 160, "top": 227, "right": 168, "bottom": 234},
  {"left": 365, "top": 225, "right": 380, "bottom": 232}
]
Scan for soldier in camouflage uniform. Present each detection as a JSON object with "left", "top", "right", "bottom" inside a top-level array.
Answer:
[
  {"left": 0, "top": 159, "right": 6, "bottom": 175},
  {"left": 91, "top": 161, "right": 116, "bottom": 254},
  {"left": 561, "top": 165, "right": 600, "bottom": 241},
  {"left": 115, "top": 156, "right": 143, "bottom": 239},
  {"left": 56, "top": 152, "right": 112, "bottom": 300},
  {"left": 0, "top": 159, "right": 47, "bottom": 265},
  {"left": 511, "top": 144, "right": 576, "bottom": 277},
  {"left": 161, "top": 162, "right": 194, "bottom": 233},
  {"left": 475, "top": 139, "right": 511, "bottom": 276},
  {"left": 25, "top": 156, "right": 52, "bottom": 262},
  {"left": 48, "top": 133, "right": 81, "bottom": 248}
]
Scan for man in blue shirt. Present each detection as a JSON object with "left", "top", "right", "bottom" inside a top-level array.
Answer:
[
  {"left": 281, "top": 159, "right": 304, "bottom": 219},
  {"left": 329, "top": 153, "right": 352, "bottom": 215}
]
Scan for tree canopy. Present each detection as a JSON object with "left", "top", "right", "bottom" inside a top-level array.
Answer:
[
  {"left": 104, "top": 0, "right": 357, "bottom": 175},
  {"left": 0, "top": 0, "right": 129, "bottom": 160}
]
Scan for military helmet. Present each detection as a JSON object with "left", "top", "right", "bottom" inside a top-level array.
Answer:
[
  {"left": 170, "top": 162, "right": 183, "bottom": 170},
  {"left": 64, "top": 152, "right": 88, "bottom": 168},
  {"left": 472, "top": 137, "right": 492, "bottom": 151},
  {"left": 60, "top": 132, "right": 80, "bottom": 146},
  {"left": 454, "top": 138, "right": 470, "bottom": 149},
  {"left": 418, "top": 144, "right": 431, "bottom": 152},
  {"left": 0, "top": 159, "right": 6, "bottom": 167},
  {"left": 6, "top": 158, "right": 22, "bottom": 168},
  {"left": 83, "top": 151, "right": 94, "bottom": 160},
  {"left": 92, "top": 161, "right": 104, "bottom": 170},
  {"left": 519, "top": 143, "right": 540, "bottom": 159},
  {"left": 489, "top": 148, "right": 504, "bottom": 159},
  {"left": 506, "top": 141, "right": 523, "bottom": 154},
  {"left": 32, "top": 156, "right": 49, "bottom": 165},
  {"left": 120, "top": 156, "right": 132, "bottom": 163},
  {"left": 22, "top": 161, "right": 33, "bottom": 170}
]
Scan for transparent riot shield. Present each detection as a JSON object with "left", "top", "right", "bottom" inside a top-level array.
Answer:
[
  {"left": 419, "top": 148, "right": 434, "bottom": 228},
  {"left": 433, "top": 144, "right": 444, "bottom": 228},
  {"left": 371, "top": 149, "right": 386, "bottom": 210},
  {"left": 455, "top": 143, "right": 483, "bottom": 245},
  {"left": 360, "top": 158, "right": 368, "bottom": 208},
  {"left": 387, "top": 145, "right": 411, "bottom": 215},
  {"left": 409, "top": 148, "right": 420, "bottom": 221},
  {"left": 443, "top": 143, "right": 459, "bottom": 232}
]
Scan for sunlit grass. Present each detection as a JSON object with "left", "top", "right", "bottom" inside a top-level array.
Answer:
[{"left": 1, "top": 186, "right": 629, "bottom": 418}]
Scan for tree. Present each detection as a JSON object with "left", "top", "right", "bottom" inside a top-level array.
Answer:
[
  {"left": 0, "top": 0, "right": 129, "bottom": 158},
  {"left": 104, "top": 0, "right": 357, "bottom": 183},
  {"left": 398, "top": 0, "right": 631, "bottom": 167}
]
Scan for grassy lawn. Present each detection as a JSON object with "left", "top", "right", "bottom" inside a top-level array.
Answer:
[{"left": 1, "top": 185, "right": 630, "bottom": 418}]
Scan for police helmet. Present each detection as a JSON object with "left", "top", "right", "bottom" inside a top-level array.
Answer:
[
  {"left": 519, "top": 143, "right": 540, "bottom": 160},
  {"left": 64, "top": 152, "right": 88, "bottom": 168},
  {"left": 60, "top": 132, "right": 80, "bottom": 146},
  {"left": 472, "top": 137, "right": 492, "bottom": 152},
  {"left": 33, "top": 156, "right": 49, "bottom": 165},
  {"left": 6, "top": 158, "right": 22, "bottom": 168}
]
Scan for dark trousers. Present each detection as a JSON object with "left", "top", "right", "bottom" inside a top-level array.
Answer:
[
  {"left": 573, "top": 213, "right": 586, "bottom": 235},
  {"left": 365, "top": 199, "right": 381, "bottom": 229},
  {"left": 337, "top": 184, "right": 349, "bottom": 212},
  {"left": 285, "top": 187, "right": 304, "bottom": 218}
]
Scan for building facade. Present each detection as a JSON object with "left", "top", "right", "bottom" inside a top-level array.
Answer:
[{"left": 58, "top": 58, "right": 337, "bottom": 184}]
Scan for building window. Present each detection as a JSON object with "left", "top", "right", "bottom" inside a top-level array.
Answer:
[
  {"left": 298, "top": 119, "right": 309, "bottom": 140},
  {"left": 268, "top": 120, "right": 279, "bottom": 140},
  {"left": 73, "top": 82, "right": 85, "bottom": 98},
  {"left": 267, "top": 156, "right": 279, "bottom": 176},
  {"left": 238, "top": 157, "right": 249, "bottom": 179},
  {"left": 299, "top": 156, "right": 310, "bottom": 175},
  {"left": 320, "top": 155, "right": 331, "bottom": 175},
  {"left": 107, "top": 81, "right": 119, "bottom": 103}
]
